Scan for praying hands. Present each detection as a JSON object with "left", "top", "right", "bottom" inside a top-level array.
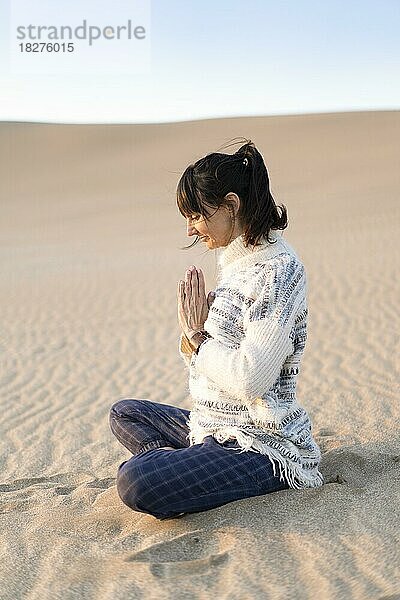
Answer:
[{"left": 177, "top": 265, "right": 215, "bottom": 347}]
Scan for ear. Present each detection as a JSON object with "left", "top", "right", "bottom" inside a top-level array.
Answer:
[{"left": 224, "top": 192, "right": 240, "bottom": 216}]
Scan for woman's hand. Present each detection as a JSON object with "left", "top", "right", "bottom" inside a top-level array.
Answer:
[{"left": 177, "top": 266, "right": 215, "bottom": 342}]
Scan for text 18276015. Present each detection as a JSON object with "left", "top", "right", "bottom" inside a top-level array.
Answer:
[{"left": 19, "top": 42, "right": 75, "bottom": 52}]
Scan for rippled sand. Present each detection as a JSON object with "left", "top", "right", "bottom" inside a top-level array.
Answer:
[{"left": 1, "top": 111, "right": 399, "bottom": 599}]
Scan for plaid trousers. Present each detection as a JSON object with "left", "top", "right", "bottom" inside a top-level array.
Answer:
[{"left": 109, "top": 398, "right": 290, "bottom": 520}]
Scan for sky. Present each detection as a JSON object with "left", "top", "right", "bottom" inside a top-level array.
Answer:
[{"left": 0, "top": 0, "right": 399, "bottom": 123}]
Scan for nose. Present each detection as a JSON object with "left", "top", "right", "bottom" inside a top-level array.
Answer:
[{"left": 186, "top": 218, "right": 197, "bottom": 237}]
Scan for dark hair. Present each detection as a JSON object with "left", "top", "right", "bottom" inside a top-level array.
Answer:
[{"left": 176, "top": 137, "right": 288, "bottom": 250}]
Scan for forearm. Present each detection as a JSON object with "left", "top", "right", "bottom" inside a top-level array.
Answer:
[{"left": 191, "top": 319, "right": 293, "bottom": 405}]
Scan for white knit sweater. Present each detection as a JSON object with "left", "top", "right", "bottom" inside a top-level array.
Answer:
[{"left": 179, "top": 230, "right": 324, "bottom": 489}]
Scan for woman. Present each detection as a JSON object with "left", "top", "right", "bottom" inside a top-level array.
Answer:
[{"left": 109, "top": 139, "right": 324, "bottom": 521}]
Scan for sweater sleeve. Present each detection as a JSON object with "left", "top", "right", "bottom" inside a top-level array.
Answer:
[{"left": 191, "top": 255, "right": 306, "bottom": 404}]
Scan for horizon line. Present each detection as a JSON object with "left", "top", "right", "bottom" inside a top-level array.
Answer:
[{"left": 0, "top": 107, "right": 399, "bottom": 127}]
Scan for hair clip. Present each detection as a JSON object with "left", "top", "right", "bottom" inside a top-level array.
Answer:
[{"left": 243, "top": 157, "right": 248, "bottom": 167}]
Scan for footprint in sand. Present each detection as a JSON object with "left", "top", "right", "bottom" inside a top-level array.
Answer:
[
  {"left": 85, "top": 477, "right": 115, "bottom": 489},
  {"left": 321, "top": 445, "right": 400, "bottom": 487},
  {"left": 0, "top": 475, "right": 72, "bottom": 511},
  {"left": 125, "top": 531, "right": 232, "bottom": 578},
  {"left": 0, "top": 474, "right": 66, "bottom": 492},
  {"left": 0, "top": 474, "right": 115, "bottom": 512},
  {"left": 319, "top": 428, "right": 336, "bottom": 437}
]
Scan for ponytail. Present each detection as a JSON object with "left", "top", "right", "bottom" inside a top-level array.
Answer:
[{"left": 234, "top": 140, "right": 288, "bottom": 246}]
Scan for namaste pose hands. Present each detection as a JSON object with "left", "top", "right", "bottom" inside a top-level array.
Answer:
[{"left": 177, "top": 266, "right": 215, "bottom": 344}]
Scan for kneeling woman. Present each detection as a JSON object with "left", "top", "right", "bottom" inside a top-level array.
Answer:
[{"left": 109, "top": 139, "right": 324, "bottom": 520}]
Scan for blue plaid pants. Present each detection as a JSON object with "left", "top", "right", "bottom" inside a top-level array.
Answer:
[{"left": 109, "top": 398, "right": 290, "bottom": 520}]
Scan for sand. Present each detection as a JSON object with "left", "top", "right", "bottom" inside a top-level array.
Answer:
[{"left": 0, "top": 111, "right": 399, "bottom": 599}]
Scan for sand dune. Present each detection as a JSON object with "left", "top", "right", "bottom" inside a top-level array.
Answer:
[{"left": 0, "top": 111, "right": 399, "bottom": 599}]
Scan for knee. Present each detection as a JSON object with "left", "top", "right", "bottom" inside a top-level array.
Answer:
[
  {"left": 110, "top": 398, "right": 132, "bottom": 417},
  {"left": 109, "top": 398, "right": 140, "bottom": 428},
  {"left": 109, "top": 400, "right": 123, "bottom": 434},
  {"left": 109, "top": 398, "right": 148, "bottom": 419},
  {"left": 116, "top": 462, "right": 151, "bottom": 513},
  {"left": 116, "top": 459, "right": 176, "bottom": 520}
]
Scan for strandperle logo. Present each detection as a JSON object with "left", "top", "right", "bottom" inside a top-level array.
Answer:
[
  {"left": 10, "top": 0, "right": 150, "bottom": 76},
  {"left": 16, "top": 19, "right": 146, "bottom": 46}
]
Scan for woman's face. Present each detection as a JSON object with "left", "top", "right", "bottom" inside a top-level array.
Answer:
[{"left": 186, "top": 195, "right": 242, "bottom": 249}]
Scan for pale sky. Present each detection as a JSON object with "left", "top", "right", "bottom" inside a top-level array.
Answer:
[{"left": 0, "top": 0, "right": 399, "bottom": 123}]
